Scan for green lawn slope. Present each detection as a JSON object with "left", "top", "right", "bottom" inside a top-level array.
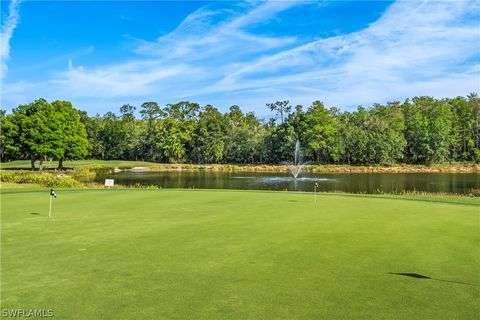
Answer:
[
  {"left": 1, "top": 187, "right": 479, "bottom": 319},
  {"left": 0, "top": 159, "right": 153, "bottom": 170}
]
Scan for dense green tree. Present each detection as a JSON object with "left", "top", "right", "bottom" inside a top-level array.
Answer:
[
  {"left": 244, "top": 112, "right": 269, "bottom": 164},
  {"left": 285, "top": 104, "right": 305, "bottom": 144},
  {"left": 266, "top": 100, "right": 291, "bottom": 124},
  {"left": 11, "top": 99, "right": 66, "bottom": 169},
  {"left": 79, "top": 112, "right": 105, "bottom": 160},
  {"left": 331, "top": 104, "right": 405, "bottom": 165},
  {"left": 223, "top": 106, "right": 266, "bottom": 163},
  {"left": 265, "top": 121, "right": 296, "bottom": 163},
  {"left": 300, "top": 101, "right": 336, "bottom": 162},
  {"left": 139, "top": 102, "right": 164, "bottom": 160},
  {"left": 192, "top": 105, "right": 227, "bottom": 163},
  {"left": 139, "top": 102, "right": 164, "bottom": 127},
  {"left": 224, "top": 106, "right": 248, "bottom": 163},
  {"left": 164, "top": 101, "right": 199, "bottom": 162},
  {"left": 165, "top": 101, "right": 200, "bottom": 121},
  {"left": 156, "top": 117, "right": 190, "bottom": 163},
  {"left": 403, "top": 97, "right": 453, "bottom": 163},
  {"left": 368, "top": 103, "right": 406, "bottom": 164},
  {"left": 120, "top": 104, "right": 135, "bottom": 122},
  {"left": 51, "top": 101, "right": 88, "bottom": 169},
  {"left": 3, "top": 94, "right": 478, "bottom": 167},
  {"left": 448, "top": 97, "right": 474, "bottom": 161},
  {"left": 119, "top": 104, "right": 141, "bottom": 160},
  {"left": 0, "top": 110, "right": 20, "bottom": 161},
  {"left": 468, "top": 93, "right": 480, "bottom": 161},
  {"left": 98, "top": 112, "right": 129, "bottom": 160},
  {"left": 325, "top": 107, "right": 345, "bottom": 163}
]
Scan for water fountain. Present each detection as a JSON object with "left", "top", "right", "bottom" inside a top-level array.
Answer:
[
  {"left": 231, "top": 139, "right": 330, "bottom": 191},
  {"left": 285, "top": 140, "right": 307, "bottom": 179}
]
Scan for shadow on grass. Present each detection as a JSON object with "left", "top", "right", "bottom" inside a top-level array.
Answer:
[
  {"left": 29, "top": 212, "right": 41, "bottom": 215},
  {"left": 388, "top": 272, "right": 480, "bottom": 286}
]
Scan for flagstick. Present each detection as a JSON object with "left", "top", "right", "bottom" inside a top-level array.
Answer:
[
  {"left": 314, "top": 183, "right": 317, "bottom": 204},
  {"left": 49, "top": 195, "right": 52, "bottom": 219}
]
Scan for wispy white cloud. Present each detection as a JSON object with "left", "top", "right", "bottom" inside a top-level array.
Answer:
[
  {"left": 134, "top": 1, "right": 299, "bottom": 61},
  {"left": 198, "top": 0, "right": 480, "bottom": 108},
  {"left": 2, "top": 0, "right": 479, "bottom": 115},
  {"left": 10, "top": 45, "right": 94, "bottom": 74},
  {"left": 2, "top": 0, "right": 303, "bottom": 111},
  {"left": 1, "top": 0, "right": 22, "bottom": 82},
  {"left": 53, "top": 60, "right": 194, "bottom": 98}
]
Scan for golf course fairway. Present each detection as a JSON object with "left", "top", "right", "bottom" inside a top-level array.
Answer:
[{"left": 1, "top": 187, "right": 479, "bottom": 319}]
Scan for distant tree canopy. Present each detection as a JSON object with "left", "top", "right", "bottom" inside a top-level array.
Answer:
[{"left": 1, "top": 94, "right": 479, "bottom": 168}]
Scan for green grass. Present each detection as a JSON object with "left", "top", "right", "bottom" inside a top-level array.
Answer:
[
  {"left": 0, "top": 159, "right": 154, "bottom": 169},
  {"left": 1, "top": 187, "right": 479, "bottom": 319}
]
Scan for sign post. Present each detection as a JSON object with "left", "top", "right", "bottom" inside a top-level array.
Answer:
[{"left": 105, "top": 179, "right": 114, "bottom": 188}]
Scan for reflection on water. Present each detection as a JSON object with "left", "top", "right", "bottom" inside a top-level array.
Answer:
[
  {"left": 97, "top": 171, "right": 480, "bottom": 194},
  {"left": 255, "top": 177, "right": 332, "bottom": 182}
]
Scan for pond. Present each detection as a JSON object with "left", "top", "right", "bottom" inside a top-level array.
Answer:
[{"left": 98, "top": 171, "right": 480, "bottom": 194}]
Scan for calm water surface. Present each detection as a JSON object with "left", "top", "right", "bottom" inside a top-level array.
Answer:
[{"left": 99, "top": 171, "right": 480, "bottom": 194}]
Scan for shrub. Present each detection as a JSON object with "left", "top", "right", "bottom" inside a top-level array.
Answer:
[
  {"left": 71, "top": 165, "right": 114, "bottom": 182},
  {"left": 1, "top": 171, "right": 82, "bottom": 188}
]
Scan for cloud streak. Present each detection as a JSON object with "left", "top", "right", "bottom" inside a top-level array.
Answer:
[
  {"left": 3, "top": 0, "right": 303, "bottom": 110},
  {"left": 200, "top": 0, "right": 480, "bottom": 108},
  {"left": 1, "top": 0, "right": 22, "bottom": 82},
  {"left": 2, "top": 0, "right": 479, "bottom": 115}
]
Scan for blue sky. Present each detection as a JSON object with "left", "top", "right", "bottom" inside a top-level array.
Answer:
[{"left": 1, "top": 0, "right": 479, "bottom": 117}]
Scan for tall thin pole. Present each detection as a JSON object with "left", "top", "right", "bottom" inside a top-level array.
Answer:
[
  {"left": 49, "top": 195, "right": 52, "bottom": 218},
  {"left": 314, "top": 183, "right": 317, "bottom": 204}
]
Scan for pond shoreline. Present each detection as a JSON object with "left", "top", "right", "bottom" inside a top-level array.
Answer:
[
  {"left": 116, "top": 163, "right": 479, "bottom": 174},
  {"left": 1, "top": 161, "right": 479, "bottom": 173}
]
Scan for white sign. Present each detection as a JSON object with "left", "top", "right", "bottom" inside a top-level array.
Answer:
[{"left": 105, "top": 179, "right": 114, "bottom": 187}]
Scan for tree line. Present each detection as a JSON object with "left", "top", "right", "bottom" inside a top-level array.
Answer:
[{"left": 1, "top": 94, "right": 479, "bottom": 169}]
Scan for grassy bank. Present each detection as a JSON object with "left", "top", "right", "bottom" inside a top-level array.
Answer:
[
  {"left": 0, "top": 160, "right": 152, "bottom": 170},
  {"left": 1, "top": 187, "right": 479, "bottom": 319},
  {"left": 1, "top": 159, "right": 479, "bottom": 173}
]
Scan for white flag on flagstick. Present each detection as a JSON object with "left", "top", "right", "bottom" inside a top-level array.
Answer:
[{"left": 49, "top": 189, "right": 56, "bottom": 218}]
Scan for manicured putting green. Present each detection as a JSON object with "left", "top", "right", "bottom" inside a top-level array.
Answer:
[{"left": 1, "top": 187, "right": 479, "bottom": 319}]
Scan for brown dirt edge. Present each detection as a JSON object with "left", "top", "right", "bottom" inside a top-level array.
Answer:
[{"left": 118, "top": 164, "right": 480, "bottom": 173}]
